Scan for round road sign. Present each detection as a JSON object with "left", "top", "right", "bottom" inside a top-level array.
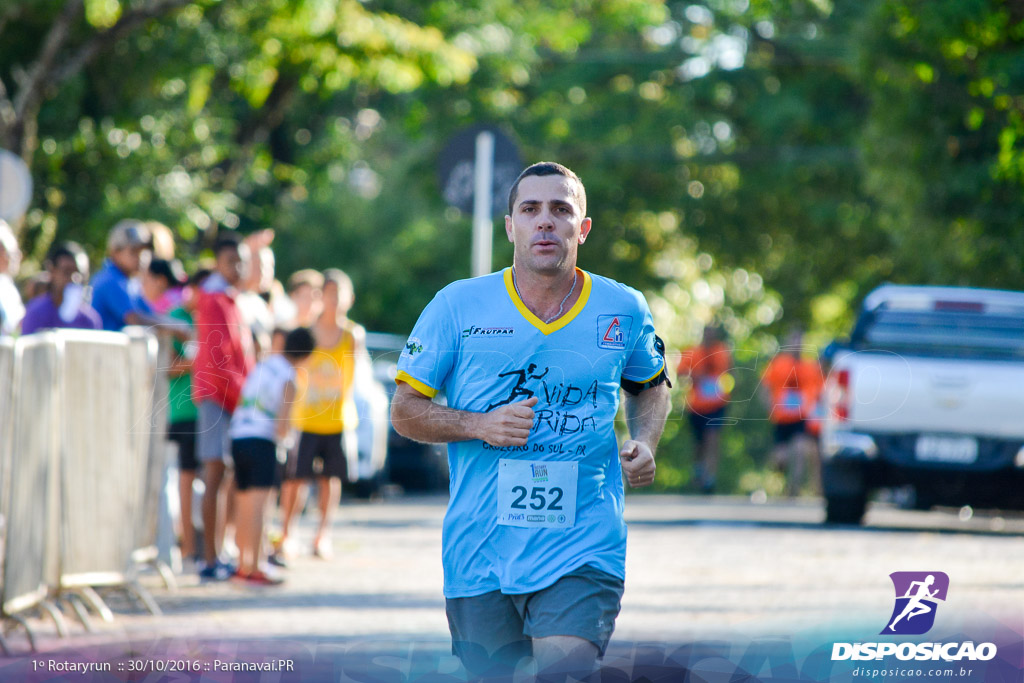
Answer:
[{"left": 438, "top": 124, "right": 521, "bottom": 216}]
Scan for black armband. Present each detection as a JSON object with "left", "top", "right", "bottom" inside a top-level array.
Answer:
[{"left": 620, "top": 335, "right": 672, "bottom": 395}]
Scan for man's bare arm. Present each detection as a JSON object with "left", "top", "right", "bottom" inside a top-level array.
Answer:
[
  {"left": 390, "top": 381, "right": 537, "bottom": 447},
  {"left": 619, "top": 383, "right": 671, "bottom": 488}
]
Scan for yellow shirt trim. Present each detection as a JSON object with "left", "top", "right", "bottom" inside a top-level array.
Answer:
[
  {"left": 395, "top": 370, "right": 438, "bottom": 399},
  {"left": 503, "top": 267, "right": 591, "bottom": 335},
  {"left": 632, "top": 360, "right": 667, "bottom": 385}
]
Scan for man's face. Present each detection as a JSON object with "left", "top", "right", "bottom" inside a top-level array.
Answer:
[
  {"left": 218, "top": 244, "right": 250, "bottom": 286},
  {"left": 49, "top": 255, "right": 83, "bottom": 294},
  {"left": 504, "top": 174, "right": 591, "bottom": 276},
  {"left": 111, "top": 245, "right": 147, "bottom": 276}
]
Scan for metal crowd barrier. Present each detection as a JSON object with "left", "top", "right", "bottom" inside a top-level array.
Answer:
[
  {"left": 58, "top": 332, "right": 139, "bottom": 610},
  {"left": 0, "top": 338, "right": 14, "bottom": 566},
  {"left": 0, "top": 328, "right": 171, "bottom": 651},
  {"left": 124, "top": 328, "right": 175, "bottom": 594},
  {"left": 0, "top": 338, "right": 16, "bottom": 654},
  {"left": 0, "top": 334, "right": 66, "bottom": 650}
]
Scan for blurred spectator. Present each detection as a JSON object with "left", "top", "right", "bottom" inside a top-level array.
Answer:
[
  {"left": 0, "top": 219, "right": 24, "bottom": 335},
  {"left": 192, "top": 232, "right": 255, "bottom": 580},
  {"left": 237, "top": 243, "right": 277, "bottom": 356},
  {"left": 91, "top": 219, "right": 153, "bottom": 331},
  {"left": 282, "top": 269, "right": 324, "bottom": 328},
  {"left": 147, "top": 220, "right": 176, "bottom": 261},
  {"left": 21, "top": 272, "right": 50, "bottom": 303},
  {"left": 142, "top": 258, "right": 187, "bottom": 314},
  {"left": 229, "top": 326, "right": 315, "bottom": 585},
  {"left": 166, "top": 268, "right": 212, "bottom": 567},
  {"left": 21, "top": 241, "right": 102, "bottom": 335},
  {"left": 804, "top": 341, "right": 839, "bottom": 445},
  {"left": 278, "top": 269, "right": 366, "bottom": 561},
  {"left": 676, "top": 325, "right": 732, "bottom": 494},
  {"left": 760, "top": 329, "right": 824, "bottom": 497}
]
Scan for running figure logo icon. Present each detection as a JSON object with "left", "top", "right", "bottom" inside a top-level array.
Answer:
[{"left": 882, "top": 571, "right": 949, "bottom": 635}]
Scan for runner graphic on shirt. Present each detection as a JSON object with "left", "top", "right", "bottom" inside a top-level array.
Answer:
[{"left": 486, "top": 364, "right": 549, "bottom": 411}]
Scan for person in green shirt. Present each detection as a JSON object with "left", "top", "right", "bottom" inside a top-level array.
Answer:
[{"left": 166, "top": 269, "right": 211, "bottom": 565}]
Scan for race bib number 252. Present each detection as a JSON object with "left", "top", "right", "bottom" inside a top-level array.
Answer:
[{"left": 497, "top": 459, "right": 578, "bottom": 529}]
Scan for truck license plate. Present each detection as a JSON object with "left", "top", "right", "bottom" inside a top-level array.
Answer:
[{"left": 914, "top": 435, "right": 978, "bottom": 464}]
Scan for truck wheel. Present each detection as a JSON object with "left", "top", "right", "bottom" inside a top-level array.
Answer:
[
  {"left": 825, "top": 493, "right": 867, "bottom": 525},
  {"left": 822, "top": 460, "right": 868, "bottom": 525}
]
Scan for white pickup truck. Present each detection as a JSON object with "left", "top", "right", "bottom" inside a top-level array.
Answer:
[{"left": 820, "top": 284, "right": 1024, "bottom": 524}]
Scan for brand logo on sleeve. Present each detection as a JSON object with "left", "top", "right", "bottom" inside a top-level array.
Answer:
[
  {"left": 402, "top": 337, "right": 424, "bottom": 358},
  {"left": 597, "top": 315, "right": 632, "bottom": 349}
]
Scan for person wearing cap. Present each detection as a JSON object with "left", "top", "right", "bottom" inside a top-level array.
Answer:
[
  {"left": 0, "top": 219, "right": 25, "bottom": 335},
  {"left": 90, "top": 219, "right": 154, "bottom": 331},
  {"left": 21, "top": 241, "right": 102, "bottom": 335}
]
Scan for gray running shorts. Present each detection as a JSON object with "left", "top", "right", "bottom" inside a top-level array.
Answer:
[
  {"left": 196, "top": 400, "right": 232, "bottom": 464},
  {"left": 445, "top": 564, "right": 624, "bottom": 676}
]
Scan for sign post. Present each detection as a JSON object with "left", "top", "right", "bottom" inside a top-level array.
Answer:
[{"left": 471, "top": 131, "right": 495, "bottom": 278}]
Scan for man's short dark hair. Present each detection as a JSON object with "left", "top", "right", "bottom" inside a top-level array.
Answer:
[
  {"left": 283, "top": 326, "right": 316, "bottom": 361},
  {"left": 46, "top": 241, "right": 88, "bottom": 269},
  {"left": 213, "top": 231, "right": 243, "bottom": 257},
  {"left": 507, "top": 162, "right": 587, "bottom": 217}
]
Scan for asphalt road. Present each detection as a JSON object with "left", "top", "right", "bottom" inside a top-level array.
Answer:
[{"left": 6, "top": 495, "right": 1023, "bottom": 680}]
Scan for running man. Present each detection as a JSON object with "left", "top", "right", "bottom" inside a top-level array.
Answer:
[
  {"left": 888, "top": 574, "right": 939, "bottom": 632},
  {"left": 391, "top": 162, "right": 671, "bottom": 680}
]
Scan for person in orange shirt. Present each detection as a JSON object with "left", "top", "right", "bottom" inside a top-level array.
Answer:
[
  {"left": 760, "top": 329, "right": 824, "bottom": 496},
  {"left": 677, "top": 325, "right": 732, "bottom": 494}
]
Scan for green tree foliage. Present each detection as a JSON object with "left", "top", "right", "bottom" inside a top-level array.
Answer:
[
  {"left": 857, "top": 0, "right": 1024, "bottom": 289},
  {"left": 1, "top": 0, "right": 477, "bottom": 263},
  {"left": 5, "top": 0, "right": 1024, "bottom": 493}
]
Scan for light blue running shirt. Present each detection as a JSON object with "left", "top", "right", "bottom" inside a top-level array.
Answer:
[{"left": 396, "top": 268, "right": 665, "bottom": 598}]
